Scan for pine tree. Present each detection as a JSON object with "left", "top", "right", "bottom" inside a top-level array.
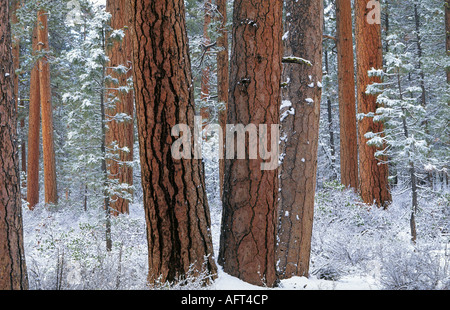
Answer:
[
  {"left": 216, "top": 0, "right": 229, "bottom": 198},
  {"left": 277, "top": 0, "right": 324, "bottom": 279},
  {"left": 365, "top": 39, "right": 429, "bottom": 241},
  {"left": 129, "top": 0, "right": 217, "bottom": 285},
  {"left": 105, "top": 0, "right": 134, "bottom": 215},
  {"left": 355, "top": 0, "right": 392, "bottom": 207},
  {"left": 26, "top": 24, "right": 41, "bottom": 210},
  {"left": 336, "top": 0, "right": 358, "bottom": 189},
  {"left": 218, "top": 0, "right": 283, "bottom": 287},
  {"left": 0, "top": 0, "right": 28, "bottom": 289},
  {"left": 37, "top": 9, "right": 58, "bottom": 205}
]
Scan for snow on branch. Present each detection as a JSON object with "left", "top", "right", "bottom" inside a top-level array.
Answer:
[{"left": 282, "top": 56, "right": 312, "bottom": 66}]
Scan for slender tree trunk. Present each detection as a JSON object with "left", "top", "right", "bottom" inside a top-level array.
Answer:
[
  {"left": 101, "top": 67, "right": 112, "bottom": 252},
  {"left": 11, "top": 0, "right": 26, "bottom": 186},
  {"left": 336, "top": 0, "right": 358, "bottom": 189},
  {"left": 324, "top": 50, "right": 336, "bottom": 177},
  {"left": 27, "top": 25, "right": 41, "bottom": 210},
  {"left": 446, "top": 0, "right": 450, "bottom": 83},
  {"left": 129, "top": 0, "right": 217, "bottom": 285},
  {"left": 216, "top": 0, "right": 229, "bottom": 199},
  {"left": 414, "top": 4, "right": 427, "bottom": 109},
  {"left": 276, "top": 0, "right": 323, "bottom": 280},
  {"left": 37, "top": 10, "right": 57, "bottom": 205},
  {"left": 0, "top": 1, "right": 28, "bottom": 289},
  {"left": 100, "top": 26, "right": 112, "bottom": 252},
  {"left": 218, "top": 0, "right": 283, "bottom": 287},
  {"left": 105, "top": 0, "right": 134, "bottom": 216},
  {"left": 396, "top": 71, "right": 418, "bottom": 243},
  {"left": 200, "top": 0, "right": 212, "bottom": 128},
  {"left": 355, "top": 0, "right": 392, "bottom": 207}
]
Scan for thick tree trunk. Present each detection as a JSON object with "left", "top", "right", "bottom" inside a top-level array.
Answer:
[
  {"left": 276, "top": 0, "right": 323, "bottom": 280},
  {"left": 218, "top": 0, "right": 283, "bottom": 287},
  {"left": 355, "top": 0, "right": 392, "bottom": 207},
  {"left": 216, "top": 0, "right": 229, "bottom": 199},
  {"left": 27, "top": 25, "right": 41, "bottom": 210},
  {"left": 129, "top": 0, "right": 217, "bottom": 285},
  {"left": 0, "top": 2, "right": 28, "bottom": 289},
  {"left": 105, "top": 0, "right": 134, "bottom": 216},
  {"left": 37, "top": 10, "right": 58, "bottom": 205},
  {"left": 336, "top": 0, "right": 358, "bottom": 189}
]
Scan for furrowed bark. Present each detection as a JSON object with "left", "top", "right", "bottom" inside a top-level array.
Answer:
[
  {"left": 218, "top": 0, "right": 283, "bottom": 287},
  {"left": 216, "top": 0, "right": 229, "bottom": 199},
  {"left": 129, "top": 0, "right": 217, "bottom": 285},
  {"left": 37, "top": 10, "right": 57, "bottom": 205},
  {"left": 336, "top": 0, "right": 358, "bottom": 189},
  {"left": 105, "top": 0, "right": 134, "bottom": 216},
  {"left": 0, "top": 1, "right": 28, "bottom": 289},
  {"left": 276, "top": 0, "right": 323, "bottom": 279},
  {"left": 355, "top": 0, "right": 392, "bottom": 207}
]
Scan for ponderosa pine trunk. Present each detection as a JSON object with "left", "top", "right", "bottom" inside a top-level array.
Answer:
[
  {"left": 0, "top": 1, "right": 28, "bottom": 289},
  {"left": 37, "top": 10, "right": 57, "bottom": 205},
  {"left": 217, "top": 0, "right": 229, "bottom": 198},
  {"left": 129, "top": 0, "right": 217, "bottom": 285},
  {"left": 355, "top": 0, "right": 392, "bottom": 207},
  {"left": 27, "top": 25, "right": 41, "bottom": 210},
  {"left": 336, "top": 0, "right": 358, "bottom": 189},
  {"left": 105, "top": 0, "right": 134, "bottom": 216},
  {"left": 218, "top": 0, "right": 283, "bottom": 287},
  {"left": 276, "top": 0, "right": 323, "bottom": 279}
]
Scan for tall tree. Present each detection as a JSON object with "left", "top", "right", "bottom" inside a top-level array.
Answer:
[
  {"left": 105, "top": 0, "right": 134, "bottom": 215},
  {"left": 129, "top": 0, "right": 217, "bottom": 285},
  {"left": 27, "top": 25, "right": 41, "bottom": 210},
  {"left": 355, "top": 0, "right": 392, "bottom": 207},
  {"left": 216, "top": 0, "right": 229, "bottom": 197},
  {"left": 336, "top": 0, "right": 358, "bottom": 189},
  {"left": 446, "top": 0, "right": 450, "bottom": 83},
  {"left": 200, "top": 0, "right": 212, "bottom": 127},
  {"left": 218, "top": 0, "right": 283, "bottom": 287},
  {"left": 0, "top": 0, "right": 28, "bottom": 289},
  {"left": 277, "top": 0, "right": 323, "bottom": 279},
  {"left": 37, "top": 10, "right": 58, "bottom": 205},
  {"left": 11, "top": 0, "right": 26, "bottom": 183}
]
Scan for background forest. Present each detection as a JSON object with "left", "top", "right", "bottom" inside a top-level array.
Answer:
[{"left": 0, "top": 0, "right": 449, "bottom": 290}]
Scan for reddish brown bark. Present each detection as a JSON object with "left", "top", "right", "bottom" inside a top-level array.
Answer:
[
  {"left": 0, "top": 1, "right": 28, "bottom": 289},
  {"left": 276, "top": 0, "right": 323, "bottom": 279},
  {"left": 218, "top": 0, "right": 283, "bottom": 287},
  {"left": 105, "top": 0, "right": 134, "bottom": 216},
  {"left": 37, "top": 10, "right": 57, "bottom": 205},
  {"left": 26, "top": 25, "right": 41, "bottom": 210},
  {"left": 129, "top": 0, "right": 217, "bottom": 285},
  {"left": 216, "top": 0, "right": 229, "bottom": 198},
  {"left": 355, "top": 0, "right": 392, "bottom": 207},
  {"left": 336, "top": 0, "right": 358, "bottom": 189}
]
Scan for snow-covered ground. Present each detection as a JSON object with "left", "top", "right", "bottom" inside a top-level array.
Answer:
[{"left": 21, "top": 137, "right": 449, "bottom": 290}]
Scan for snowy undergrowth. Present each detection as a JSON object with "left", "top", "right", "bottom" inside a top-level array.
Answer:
[
  {"left": 23, "top": 202, "right": 148, "bottom": 290},
  {"left": 22, "top": 135, "right": 450, "bottom": 290}
]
